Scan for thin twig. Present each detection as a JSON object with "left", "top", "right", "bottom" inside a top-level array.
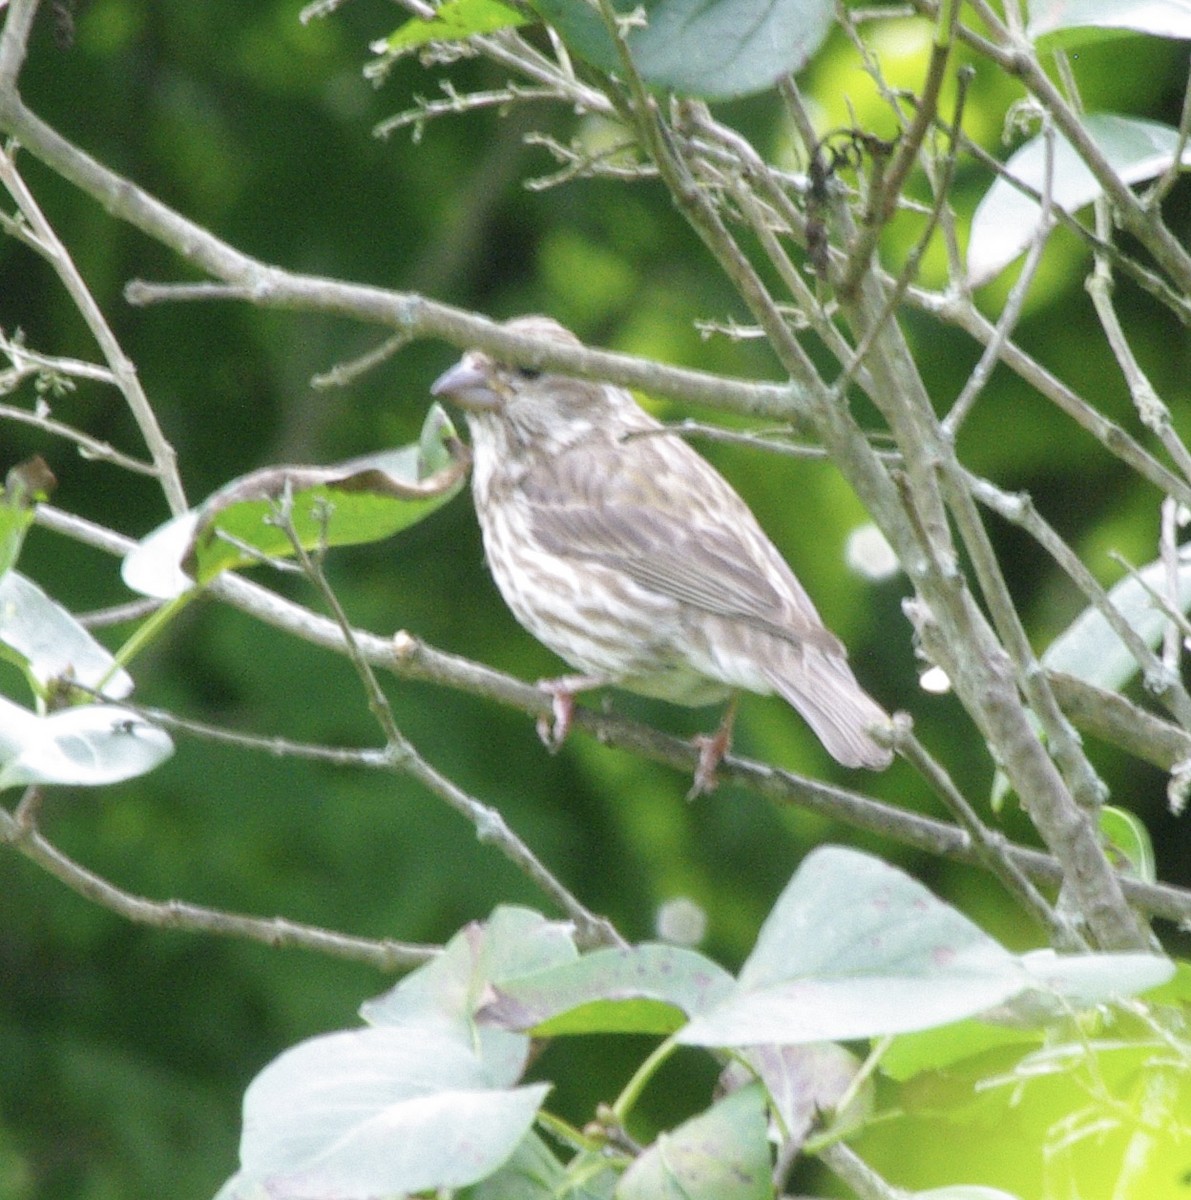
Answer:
[
  {"left": 894, "top": 724, "right": 1078, "bottom": 947},
  {"left": 0, "top": 141, "right": 187, "bottom": 512},
  {"left": 942, "top": 115, "right": 1056, "bottom": 437},
  {"left": 913, "top": 101, "right": 1191, "bottom": 323},
  {"left": 30, "top": 511, "right": 1191, "bottom": 927},
  {"left": 1086, "top": 256, "right": 1191, "bottom": 488},
  {"left": 1147, "top": 65, "right": 1191, "bottom": 206},
  {"left": 836, "top": 69, "right": 972, "bottom": 397},
  {"left": 927, "top": 0, "right": 1191, "bottom": 294},
  {"left": 310, "top": 331, "right": 412, "bottom": 389},
  {"left": 836, "top": 0, "right": 957, "bottom": 299},
  {"left": 0, "top": 402, "right": 159, "bottom": 475},
  {"left": 911, "top": 287, "right": 1191, "bottom": 509},
  {"left": 0, "top": 803, "right": 433, "bottom": 968},
  {"left": 275, "top": 499, "right": 627, "bottom": 951},
  {"left": 77, "top": 597, "right": 162, "bottom": 629},
  {"left": 965, "top": 469, "right": 1191, "bottom": 727}
]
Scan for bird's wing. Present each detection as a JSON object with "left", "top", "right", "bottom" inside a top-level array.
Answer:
[{"left": 522, "top": 439, "right": 842, "bottom": 653}]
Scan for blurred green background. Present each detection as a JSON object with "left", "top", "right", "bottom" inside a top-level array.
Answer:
[{"left": 2, "top": 2, "right": 1190, "bottom": 1197}]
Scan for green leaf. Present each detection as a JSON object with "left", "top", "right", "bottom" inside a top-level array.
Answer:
[
  {"left": 362, "top": 906, "right": 577, "bottom": 1086},
  {"left": 478, "top": 944, "right": 735, "bottom": 1035},
  {"left": 676, "top": 849, "right": 1173, "bottom": 1048},
  {"left": 722, "top": 1043, "right": 866, "bottom": 1150},
  {"left": 617, "top": 1082, "right": 772, "bottom": 1200},
  {"left": 679, "top": 847, "right": 1023, "bottom": 1047},
  {"left": 0, "top": 456, "right": 55, "bottom": 578},
  {"left": 379, "top": 0, "right": 528, "bottom": 50},
  {"left": 227, "top": 1025, "right": 549, "bottom": 1199},
  {"left": 992, "top": 949, "right": 1174, "bottom": 1023},
  {"left": 0, "top": 571, "right": 134, "bottom": 701},
  {"left": 881, "top": 1019, "right": 1043, "bottom": 1083},
  {"left": 1099, "top": 805, "right": 1156, "bottom": 881},
  {"left": 1029, "top": 0, "right": 1191, "bottom": 49},
  {"left": 0, "top": 696, "right": 173, "bottom": 789},
  {"left": 1041, "top": 551, "right": 1191, "bottom": 692},
  {"left": 122, "top": 403, "right": 470, "bottom": 599},
  {"left": 968, "top": 113, "right": 1191, "bottom": 283},
  {"left": 460, "top": 1132, "right": 617, "bottom": 1200},
  {"left": 529, "top": 0, "right": 833, "bottom": 101}
]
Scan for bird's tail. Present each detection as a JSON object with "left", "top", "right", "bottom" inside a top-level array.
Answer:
[{"left": 763, "top": 647, "right": 893, "bottom": 770}]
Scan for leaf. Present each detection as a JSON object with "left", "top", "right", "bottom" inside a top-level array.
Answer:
[
  {"left": 1098, "top": 805, "right": 1156, "bottom": 881},
  {"left": 461, "top": 1132, "right": 617, "bottom": 1200},
  {"left": 989, "top": 949, "right": 1175, "bottom": 1023},
  {"left": 122, "top": 403, "right": 469, "bottom": 599},
  {"left": 0, "top": 456, "right": 55, "bottom": 578},
  {"left": 1144, "top": 956, "right": 1191, "bottom": 1001},
  {"left": 617, "top": 1082, "right": 772, "bottom": 1200},
  {"left": 211, "top": 1177, "right": 268, "bottom": 1200},
  {"left": 529, "top": 0, "right": 834, "bottom": 101},
  {"left": 478, "top": 944, "right": 735, "bottom": 1035},
  {"left": 0, "top": 696, "right": 173, "bottom": 789},
  {"left": 678, "top": 849, "right": 1175, "bottom": 1048},
  {"left": 0, "top": 571, "right": 134, "bottom": 700},
  {"left": 233, "top": 1025, "right": 549, "bottom": 1199},
  {"left": 378, "top": 0, "right": 528, "bottom": 50},
  {"left": 679, "top": 847, "right": 1025, "bottom": 1048},
  {"left": 362, "top": 906, "right": 577, "bottom": 1085},
  {"left": 968, "top": 114, "right": 1191, "bottom": 283},
  {"left": 956, "top": 949, "right": 1174, "bottom": 1027},
  {"left": 880, "top": 1019, "right": 1042, "bottom": 1083},
  {"left": 1041, "top": 551, "right": 1191, "bottom": 692},
  {"left": 1029, "top": 0, "right": 1191, "bottom": 49},
  {"left": 720, "top": 1043, "right": 865, "bottom": 1152}
]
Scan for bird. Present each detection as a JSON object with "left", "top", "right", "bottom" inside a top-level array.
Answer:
[{"left": 431, "top": 315, "right": 892, "bottom": 793}]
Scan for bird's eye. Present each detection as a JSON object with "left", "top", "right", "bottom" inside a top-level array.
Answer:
[{"left": 515, "top": 366, "right": 542, "bottom": 381}]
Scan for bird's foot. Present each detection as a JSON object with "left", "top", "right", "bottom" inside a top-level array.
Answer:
[
  {"left": 687, "top": 695, "right": 739, "bottom": 800},
  {"left": 536, "top": 675, "right": 604, "bottom": 751}
]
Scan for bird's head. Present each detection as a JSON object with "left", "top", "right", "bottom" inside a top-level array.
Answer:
[{"left": 431, "top": 316, "right": 641, "bottom": 456}]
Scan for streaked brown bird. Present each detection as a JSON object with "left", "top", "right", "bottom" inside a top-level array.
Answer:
[{"left": 432, "top": 315, "right": 892, "bottom": 792}]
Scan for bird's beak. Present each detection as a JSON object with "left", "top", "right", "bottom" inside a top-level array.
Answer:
[{"left": 430, "top": 356, "right": 501, "bottom": 411}]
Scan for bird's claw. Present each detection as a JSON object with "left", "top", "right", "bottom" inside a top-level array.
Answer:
[
  {"left": 686, "top": 695, "right": 739, "bottom": 800},
  {"left": 688, "top": 730, "right": 728, "bottom": 799},
  {"left": 536, "top": 684, "right": 575, "bottom": 752}
]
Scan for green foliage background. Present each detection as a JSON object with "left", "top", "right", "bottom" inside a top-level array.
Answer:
[{"left": 1, "top": 2, "right": 1190, "bottom": 1197}]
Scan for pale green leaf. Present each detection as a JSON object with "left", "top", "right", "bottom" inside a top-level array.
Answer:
[
  {"left": 1041, "top": 552, "right": 1191, "bottom": 692},
  {"left": 617, "top": 1083, "right": 772, "bottom": 1200},
  {"left": 1029, "top": 0, "right": 1191, "bottom": 48},
  {"left": 0, "top": 571, "right": 133, "bottom": 699},
  {"left": 969, "top": 114, "right": 1191, "bottom": 283},
  {"left": 0, "top": 696, "right": 173, "bottom": 789},
  {"left": 529, "top": 0, "right": 833, "bottom": 100},
  {"left": 234, "top": 1026, "right": 548, "bottom": 1198},
  {"left": 478, "top": 943, "right": 734, "bottom": 1035}
]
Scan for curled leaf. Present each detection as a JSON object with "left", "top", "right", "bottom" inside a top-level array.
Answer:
[{"left": 123, "top": 404, "right": 470, "bottom": 599}]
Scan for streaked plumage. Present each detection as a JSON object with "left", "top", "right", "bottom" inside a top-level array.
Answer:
[{"left": 432, "top": 315, "right": 892, "bottom": 781}]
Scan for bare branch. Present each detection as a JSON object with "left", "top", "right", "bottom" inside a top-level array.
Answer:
[
  {"left": 0, "top": 801, "right": 434, "bottom": 969},
  {"left": 31, "top": 503, "right": 1191, "bottom": 927}
]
